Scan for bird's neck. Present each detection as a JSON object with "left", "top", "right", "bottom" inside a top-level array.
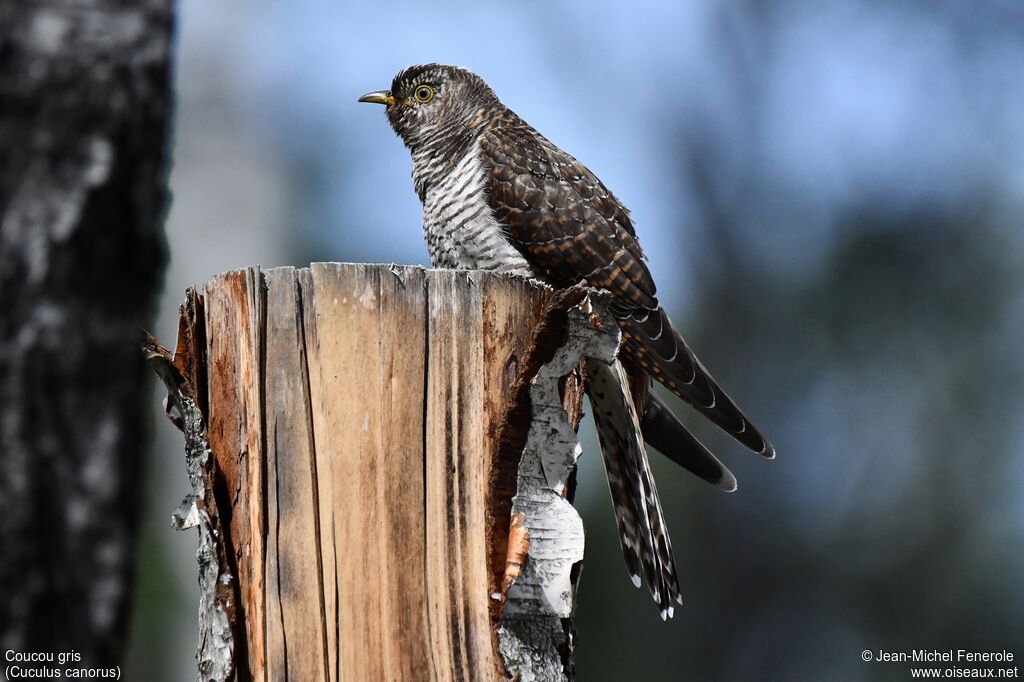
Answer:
[{"left": 408, "top": 105, "right": 503, "bottom": 202}]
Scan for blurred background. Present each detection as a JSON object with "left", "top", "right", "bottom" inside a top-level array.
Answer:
[{"left": 132, "top": 0, "right": 1024, "bottom": 679}]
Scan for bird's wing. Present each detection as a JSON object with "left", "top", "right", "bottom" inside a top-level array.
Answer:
[
  {"left": 480, "top": 123, "right": 657, "bottom": 310},
  {"left": 481, "top": 124, "right": 774, "bottom": 458}
]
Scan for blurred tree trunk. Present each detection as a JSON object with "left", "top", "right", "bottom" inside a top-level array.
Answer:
[{"left": 0, "top": 0, "right": 172, "bottom": 672}]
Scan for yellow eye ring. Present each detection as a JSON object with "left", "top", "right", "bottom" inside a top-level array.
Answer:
[{"left": 413, "top": 84, "right": 435, "bottom": 103}]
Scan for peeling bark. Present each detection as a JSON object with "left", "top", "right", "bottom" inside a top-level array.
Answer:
[
  {"left": 498, "top": 294, "right": 619, "bottom": 682},
  {"left": 145, "top": 291, "right": 235, "bottom": 682}
]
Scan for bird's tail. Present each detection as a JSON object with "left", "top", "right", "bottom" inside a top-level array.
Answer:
[
  {"left": 586, "top": 357, "right": 681, "bottom": 619},
  {"left": 618, "top": 305, "right": 775, "bottom": 458},
  {"left": 638, "top": 385, "right": 737, "bottom": 492}
]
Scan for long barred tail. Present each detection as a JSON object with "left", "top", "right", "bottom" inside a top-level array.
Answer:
[
  {"left": 586, "top": 358, "right": 681, "bottom": 619},
  {"left": 618, "top": 304, "right": 775, "bottom": 459},
  {"left": 638, "top": 386, "right": 738, "bottom": 492}
]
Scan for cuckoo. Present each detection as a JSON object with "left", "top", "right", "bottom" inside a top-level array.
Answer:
[{"left": 359, "top": 64, "right": 773, "bottom": 618}]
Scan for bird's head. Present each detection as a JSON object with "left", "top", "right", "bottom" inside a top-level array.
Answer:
[{"left": 358, "top": 64, "right": 498, "bottom": 150}]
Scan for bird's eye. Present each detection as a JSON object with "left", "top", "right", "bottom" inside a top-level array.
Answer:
[{"left": 413, "top": 84, "right": 435, "bottom": 103}]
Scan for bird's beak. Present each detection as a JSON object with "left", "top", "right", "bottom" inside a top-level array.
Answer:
[{"left": 358, "top": 90, "right": 396, "bottom": 106}]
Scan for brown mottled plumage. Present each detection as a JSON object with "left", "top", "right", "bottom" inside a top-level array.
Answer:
[{"left": 360, "top": 64, "right": 773, "bottom": 617}]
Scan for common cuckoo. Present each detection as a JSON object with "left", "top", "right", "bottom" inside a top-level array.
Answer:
[{"left": 359, "top": 64, "right": 773, "bottom": 618}]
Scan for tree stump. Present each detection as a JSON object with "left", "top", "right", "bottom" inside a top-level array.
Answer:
[{"left": 149, "top": 263, "right": 620, "bottom": 681}]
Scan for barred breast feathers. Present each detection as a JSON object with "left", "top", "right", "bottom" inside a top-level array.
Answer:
[{"left": 417, "top": 138, "right": 535, "bottom": 276}]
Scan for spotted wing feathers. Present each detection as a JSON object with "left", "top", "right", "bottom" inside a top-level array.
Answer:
[
  {"left": 481, "top": 124, "right": 657, "bottom": 310},
  {"left": 481, "top": 122, "right": 773, "bottom": 459}
]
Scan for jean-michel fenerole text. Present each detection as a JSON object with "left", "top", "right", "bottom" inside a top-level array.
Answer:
[{"left": 875, "top": 650, "right": 1015, "bottom": 664}]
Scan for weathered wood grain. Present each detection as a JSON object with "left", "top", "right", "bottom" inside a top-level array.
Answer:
[
  {"left": 263, "top": 267, "right": 329, "bottom": 682},
  {"left": 204, "top": 268, "right": 267, "bottom": 681},
  {"left": 373, "top": 266, "right": 433, "bottom": 680},
  {"left": 424, "top": 271, "right": 493, "bottom": 681},
  {"left": 302, "top": 263, "right": 433, "bottom": 681},
  {"left": 173, "top": 264, "right": 583, "bottom": 681},
  {"left": 297, "top": 266, "right": 340, "bottom": 682}
]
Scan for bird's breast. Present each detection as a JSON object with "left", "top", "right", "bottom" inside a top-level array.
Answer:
[{"left": 418, "top": 141, "right": 535, "bottom": 276}]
